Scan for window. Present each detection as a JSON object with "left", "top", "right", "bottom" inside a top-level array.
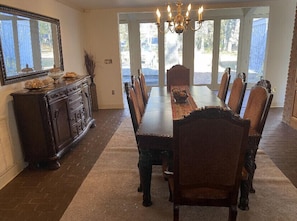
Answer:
[
  {"left": 140, "top": 23, "right": 158, "bottom": 85},
  {"left": 0, "top": 18, "right": 17, "bottom": 75},
  {"left": 119, "top": 7, "right": 269, "bottom": 89},
  {"left": 119, "top": 23, "right": 131, "bottom": 83},
  {"left": 218, "top": 19, "right": 240, "bottom": 83},
  {"left": 248, "top": 18, "right": 268, "bottom": 83},
  {"left": 0, "top": 14, "right": 57, "bottom": 77},
  {"left": 165, "top": 28, "right": 183, "bottom": 84},
  {"left": 194, "top": 20, "right": 214, "bottom": 85},
  {"left": 39, "top": 21, "right": 54, "bottom": 69}
]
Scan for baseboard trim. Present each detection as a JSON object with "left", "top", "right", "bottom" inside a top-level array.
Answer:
[{"left": 0, "top": 161, "right": 27, "bottom": 190}]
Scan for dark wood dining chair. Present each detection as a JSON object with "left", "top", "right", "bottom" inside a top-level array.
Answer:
[
  {"left": 138, "top": 70, "right": 150, "bottom": 105},
  {"left": 166, "top": 64, "right": 190, "bottom": 90},
  {"left": 166, "top": 107, "right": 250, "bottom": 221},
  {"left": 124, "top": 82, "right": 169, "bottom": 194},
  {"left": 124, "top": 82, "right": 142, "bottom": 135},
  {"left": 132, "top": 76, "right": 146, "bottom": 116},
  {"left": 238, "top": 79, "right": 273, "bottom": 210},
  {"left": 227, "top": 72, "right": 247, "bottom": 115},
  {"left": 218, "top": 67, "right": 231, "bottom": 102}
]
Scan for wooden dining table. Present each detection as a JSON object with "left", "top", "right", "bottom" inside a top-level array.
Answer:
[
  {"left": 136, "top": 85, "right": 226, "bottom": 206},
  {"left": 136, "top": 85, "right": 254, "bottom": 210}
]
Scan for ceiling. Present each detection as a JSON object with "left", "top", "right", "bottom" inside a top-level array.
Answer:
[{"left": 57, "top": 0, "right": 274, "bottom": 10}]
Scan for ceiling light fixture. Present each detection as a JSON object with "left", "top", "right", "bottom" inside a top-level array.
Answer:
[{"left": 156, "top": 1, "right": 204, "bottom": 34}]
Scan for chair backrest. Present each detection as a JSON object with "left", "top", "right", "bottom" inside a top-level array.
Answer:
[
  {"left": 138, "top": 70, "right": 149, "bottom": 105},
  {"left": 124, "top": 82, "right": 142, "bottom": 134},
  {"left": 172, "top": 107, "right": 250, "bottom": 213},
  {"left": 166, "top": 64, "right": 190, "bottom": 90},
  {"left": 243, "top": 79, "right": 273, "bottom": 136},
  {"left": 217, "top": 67, "right": 231, "bottom": 102},
  {"left": 133, "top": 77, "right": 146, "bottom": 116},
  {"left": 255, "top": 79, "right": 273, "bottom": 135},
  {"left": 227, "top": 72, "right": 247, "bottom": 114}
]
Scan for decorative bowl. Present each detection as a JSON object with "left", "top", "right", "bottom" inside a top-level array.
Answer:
[{"left": 172, "top": 89, "right": 188, "bottom": 103}]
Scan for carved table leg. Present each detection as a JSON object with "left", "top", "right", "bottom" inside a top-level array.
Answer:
[{"left": 138, "top": 149, "right": 153, "bottom": 207}]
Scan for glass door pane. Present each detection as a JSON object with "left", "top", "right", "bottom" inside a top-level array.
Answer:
[
  {"left": 248, "top": 18, "right": 268, "bottom": 83},
  {"left": 140, "top": 23, "right": 159, "bottom": 86},
  {"left": 165, "top": 27, "right": 183, "bottom": 84},
  {"left": 218, "top": 19, "right": 240, "bottom": 83},
  {"left": 119, "top": 23, "right": 131, "bottom": 83},
  {"left": 194, "top": 20, "right": 214, "bottom": 85}
]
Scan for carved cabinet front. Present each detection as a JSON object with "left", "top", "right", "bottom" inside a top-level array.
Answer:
[{"left": 11, "top": 76, "right": 95, "bottom": 169}]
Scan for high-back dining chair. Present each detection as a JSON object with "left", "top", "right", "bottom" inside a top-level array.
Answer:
[
  {"left": 239, "top": 79, "right": 273, "bottom": 210},
  {"left": 227, "top": 72, "right": 247, "bottom": 115},
  {"left": 166, "top": 107, "right": 250, "bottom": 221},
  {"left": 167, "top": 64, "right": 190, "bottom": 90},
  {"left": 124, "top": 82, "right": 169, "bottom": 194},
  {"left": 138, "top": 70, "right": 150, "bottom": 105},
  {"left": 132, "top": 77, "right": 146, "bottom": 116},
  {"left": 124, "top": 82, "right": 145, "bottom": 192},
  {"left": 218, "top": 67, "right": 231, "bottom": 102},
  {"left": 124, "top": 82, "right": 142, "bottom": 135}
]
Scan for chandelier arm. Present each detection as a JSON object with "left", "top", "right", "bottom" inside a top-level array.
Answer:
[
  {"left": 190, "top": 21, "right": 204, "bottom": 31},
  {"left": 157, "top": 23, "right": 173, "bottom": 34},
  {"left": 157, "top": 24, "right": 166, "bottom": 34},
  {"left": 169, "top": 23, "right": 175, "bottom": 33}
]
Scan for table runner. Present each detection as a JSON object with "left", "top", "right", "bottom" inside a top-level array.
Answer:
[{"left": 171, "top": 85, "right": 198, "bottom": 120}]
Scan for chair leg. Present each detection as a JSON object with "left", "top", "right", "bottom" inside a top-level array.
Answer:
[
  {"left": 161, "top": 150, "right": 173, "bottom": 180},
  {"left": 248, "top": 138, "right": 260, "bottom": 194},
  {"left": 249, "top": 162, "right": 257, "bottom": 193},
  {"left": 137, "top": 162, "right": 142, "bottom": 192},
  {"left": 229, "top": 205, "right": 238, "bottom": 221},
  {"left": 174, "top": 204, "right": 179, "bottom": 221},
  {"left": 239, "top": 141, "right": 259, "bottom": 210},
  {"left": 167, "top": 178, "right": 173, "bottom": 202}
]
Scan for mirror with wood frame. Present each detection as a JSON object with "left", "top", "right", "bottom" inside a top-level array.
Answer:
[{"left": 0, "top": 4, "right": 63, "bottom": 85}]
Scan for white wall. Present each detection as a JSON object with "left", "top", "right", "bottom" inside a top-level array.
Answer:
[
  {"left": 83, "top": 9, "right": 124, "bottom": 109},
  {"left": 265, "top": 0, "right": 296, "bottom": 107},
  {"left": 0, "top": 0, "right": 85, "bottom": 189}
]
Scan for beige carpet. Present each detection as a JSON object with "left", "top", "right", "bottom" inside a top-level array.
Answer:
[{"left": 61, "top": 118, "right": 297, "bottom": 221}]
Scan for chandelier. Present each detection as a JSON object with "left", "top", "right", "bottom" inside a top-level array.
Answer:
[{"left": 156, "top": 1, "right": 204, "bottom": 34}]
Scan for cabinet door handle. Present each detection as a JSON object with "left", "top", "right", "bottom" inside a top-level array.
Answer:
[{"left": 54, "top": 110, "right": 59, "bottom": 119}]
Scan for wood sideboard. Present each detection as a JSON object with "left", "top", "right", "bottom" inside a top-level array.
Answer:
[{"left": 11, "top": 76, "right": 96, "bottom": 169}]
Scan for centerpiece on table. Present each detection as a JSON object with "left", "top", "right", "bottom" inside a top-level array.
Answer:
[{"left": 172, "top": 88, "right": 189, "bottom": 103}]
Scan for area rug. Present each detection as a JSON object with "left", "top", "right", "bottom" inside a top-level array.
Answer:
[{"left": 61, "top": 118, "right": 297, "bottom": 221}]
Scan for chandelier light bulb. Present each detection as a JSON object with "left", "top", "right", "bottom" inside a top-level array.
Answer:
[
  {"left": 156, "top": 8, "right": 161, "bottom": 24},
  {"left": 187, "top": 3, "right": 191, "bottom": 12},
  {"left": 167, "top": 5, "right": 171, "bottom": 13},
  {"left": 198, "top": 6, "right": 204, "bottom": 22}
]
